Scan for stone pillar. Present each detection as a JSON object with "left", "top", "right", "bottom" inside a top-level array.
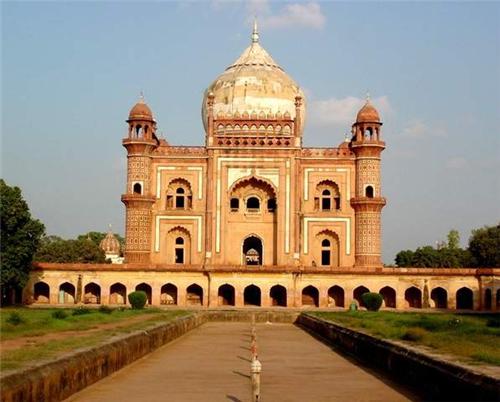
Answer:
[{"left": 235, "top": 289, "right": 244, "bottom": 308}]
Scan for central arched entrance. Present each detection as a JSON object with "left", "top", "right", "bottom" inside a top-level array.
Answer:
[{"left": 243, "top": 236, "right": 263, "bottom": 265}]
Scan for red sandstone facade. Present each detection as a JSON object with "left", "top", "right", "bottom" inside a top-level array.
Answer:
[{"left": 26, "top": 26, "right": 499, "bottom": 310}]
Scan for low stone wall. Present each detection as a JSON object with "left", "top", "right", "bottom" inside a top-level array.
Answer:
[
  {"left": 297, "top": 314, "right": 500, "bottom": 402},
  {"left": 1, "top": 313, "right": 207, "bottom": 402}
]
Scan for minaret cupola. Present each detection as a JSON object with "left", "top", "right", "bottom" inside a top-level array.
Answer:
[{"left": 126, "top": 94, "right": 156, "bottom": 141}]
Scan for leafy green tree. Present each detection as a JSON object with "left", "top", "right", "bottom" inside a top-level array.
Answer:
[
  {"left": 411, "top": 246, "right": 440, "bottom": 267},
  {"left": 468, "top": 224, "right": 500, "bottom": 267},
  {"left": 0, "top": 179, "right": 45, "bottom": 304},
  {"left": 395, "top": 250, "right": 415, "bottom": 267},
  {"left": 35, "top": 237, "right": 106, "bottom": 263}
]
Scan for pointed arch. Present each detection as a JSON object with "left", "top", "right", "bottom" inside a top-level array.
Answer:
[
  {"left": 58, "top": 282, "right": 75, "bottom": 304},
  {"left": 456, "top": 287, "right": 473, "bottom": 310},
  {"left": 135, "top": 283, "right": 152, "bottom": 305},
  {"left": 109, "top": 283, "right": 126, "bottom": 305},
  {"left": 186, "top": 284, "right": 203, "bottom": 306},
  {"left": 34, "top": 282, "right": 50, "bottom": 304},
  {"left": 161, "top": 283, "right": 178, "bottom": 305},
  {"left": 431, "top": 287, "right": 447, "bottom": 309},
  {"left": 244, "top": 284, "right": 261, "bottom": 306},
  {"left": 328, "top": 285, "right": 344, "bottom": 307},
  {"left": 379, "top": 286, "right": 396, "bottom": 308},
  {"left": 302, "top": 285, "right": 319, "bottom": 307},
  {"left": 405, "top": 286, "right": 422, "bottom": 308},
  {"left": 270, "top": 285, "right": 287, "bottom": 307},
  {"left": 84, "top": 282, "right": 101, "bottom": 304},
  {"left": 218, "top": 284, "right": 235, "bottom": 306}
]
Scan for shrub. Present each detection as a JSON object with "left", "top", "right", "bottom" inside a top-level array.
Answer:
[
  {"left": 51, "top": 310, "right": 68, "bottom": 320},
  {"left": 401, "top": 327, "right": 427, "bottom": 342},
  {"left": 361, "top": 292, "right": 383, "bottom": 311},
  {"left": 72, "top": 307, "right": 92, "bottom": 316},
  {"left": 128, "top": 291, "right": 147, "bottom": 309},
  {"left": 486, "top": 318, "right": 500, "bottom": 328},
  {"left": 6, "top": 312, "right": 25, "bottom": 326},
  {"left": 98, "top": 305, "right": 113, "bottom": 314}
]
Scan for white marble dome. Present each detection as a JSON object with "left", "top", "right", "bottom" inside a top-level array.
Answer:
[{"left": 202, "top": 23, "right": 306, "bottom": 134}]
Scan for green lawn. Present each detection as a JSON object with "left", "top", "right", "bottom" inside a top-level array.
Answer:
[
  {"left": 0, "top": 307, "right": 190, "bottom": 372},
  {"left": 311, "top": 311, "right": 500, "bottom": 366}
]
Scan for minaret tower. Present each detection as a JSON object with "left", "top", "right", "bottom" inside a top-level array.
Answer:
[
  {"left": 350, "top": 97, "right": 386, "bottom": 268},
  {"left": 121, "top": 95, "right": 158, "bottom": 263}
]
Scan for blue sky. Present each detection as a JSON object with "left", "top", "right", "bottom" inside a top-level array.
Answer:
[{"left": 2, "top": 1, "right": 499, "bottom": 264}]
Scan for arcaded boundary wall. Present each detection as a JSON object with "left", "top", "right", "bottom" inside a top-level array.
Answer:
[
  {"left": 1, "top": 313, "right": 207, "bottom": 402},
  {"left": 297, "top": 314, "right": 500, "bottom": 402}
]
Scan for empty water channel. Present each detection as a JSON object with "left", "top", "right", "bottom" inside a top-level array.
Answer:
[{"left": 66, "top": 322, "right": 417, "bottom": 402}]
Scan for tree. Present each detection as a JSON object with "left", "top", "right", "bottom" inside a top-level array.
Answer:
[
  {"left": 35, "top": 237, "right": 107, "bottom": 263},
  {"left": 395, "top": 250, "right": 415, "bottom": 267},
  {"left": 468, "top": 224, "right": 500, "bottom": 267},
  {"left": 0, "top": 179, "right": 45, "bottom": 304},
  {"left": 411, "top": 246, "right": 440, "bottom": 267}
]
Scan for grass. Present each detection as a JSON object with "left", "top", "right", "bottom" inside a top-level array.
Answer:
[
  {"left": 0, "top": 307, "right": 186, "bottom": 340},
  {"left": 0, "top": 307, "right": 190, "bottom": 372},
  {"left": 311, "top": 311, "right": 500, "bottom": 367}
]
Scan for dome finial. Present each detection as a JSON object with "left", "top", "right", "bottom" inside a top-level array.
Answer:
[
  {"left": 251, "top": 17, "right": 259, "bottom": 44},
  {"left": 139, "top": 91, "right": 145, "bottom": 103},
  {"left": 365, "top": 90, "right": 371, "bottom": 103}
]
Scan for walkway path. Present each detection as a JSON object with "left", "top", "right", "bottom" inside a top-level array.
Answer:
[{"left": 66, "top": 322, "right": 417, "bottom": 402}]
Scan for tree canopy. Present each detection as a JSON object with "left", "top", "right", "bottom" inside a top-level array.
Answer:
[
  {"left": 0, "top": 179, "right": 45, "bottom": 303},
  {"left": 468, "top": 224, "right": 500, "bottom": 267},
  {"left": 34, "top": 235, "right": 107, "bottom": 263},
  {"left": 394, "top": 226, "right": 498, "bottom": 268}
]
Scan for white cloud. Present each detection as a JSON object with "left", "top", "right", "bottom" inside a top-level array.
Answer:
[
  {"left": 401, "top": 120, "right": 447, "bottom": 138},
  {"left": 446, "top": 157, "right": 468, "bottom": 169},
  {"left": 244, "top": 1, "right": 326, "bottom": 30},
  {"left": 309, "top": 96, "right": 392, "bottom": 127}
]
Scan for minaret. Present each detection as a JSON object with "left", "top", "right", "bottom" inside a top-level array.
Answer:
[
  {"left": 121, "top": 94, "right": 158, "bottom": 263},
  {"left": 350, "top": 96, "right": 386, "bottom": 268}
]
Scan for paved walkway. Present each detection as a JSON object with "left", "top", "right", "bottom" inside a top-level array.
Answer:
[{"left": 66, "top": 322, "right": 417, "bottom": 402}]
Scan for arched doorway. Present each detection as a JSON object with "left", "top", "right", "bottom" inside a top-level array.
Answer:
[
  {"left": 84, "top": 283, "right": 101, "bottom": 304},
  {"left": 243, "top": 236, "right": 263, "bottom": 265},
  {"left": 59, "top": 282, "right": 75, "bottom": 304},
  {"left": 431, "top": 287, "right": 448, "bottom": 309},
  {"left": 353, "top": 286, "right": 369, "bottom": 307},
  {"left": 302, "top": 286, "right": 319, "bottom": 307},
  {"left": 218, "top": 284, "right": 235, "bottom": 306},
  {"left": 456, "top": 287, "right": 473, "bottom": 310},
  {"left": 484, "top": 289, "right": 492, "bottom": 310},
  {"left": 160, "top": 284, "right": 177, "bottom": 305},
  {"left": 270, "top": 285, "right": 287, "bottom": 307},
  {"left": 186, "top": 284, "right": 203, "bottom": 306},
  {"left": 405, "top": 286, "right": 422, "bottom": 308},
  {"left": 109, "top": 283, "right": 126, "bottom": 304},
  {"left": 379, "top": 286, "right": 396, "bottom": 308},
  {"left": 244, "top": 285, "right": 261, "bottom": 306},
  {"left": 327, "top": 286, "right": 344, "bottom": 307},
  {"left": 34, "top": 282, "right": 50, "bottom": 303},
  {"left": 136, "top": 283, "right": 152, "bottom": 305}
]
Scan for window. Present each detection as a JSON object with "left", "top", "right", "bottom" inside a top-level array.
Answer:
[
  {"left": 133, "top": 183, "right": 142, "bottom": 195},
  {"left": 267, "top": 198, "right": 276, "bottom": 212},
  {"left": 166, "top": 179, "right": 192, "bottom": 210},
  {"left": 175, "top": 188, "right": 185, "bottom": 208},
  {"left": 315, "top": 181, "right": 341, "bottom": 212},
  {"left": 321, "top": 190, "right": 331, "bottom": 211},
  {"left": 365, "top": 186, "right": 374, "bottom": 198},
  {"left": 246, "top": 196, "right": 260, "bottom": 212},
  {"left": 175, "top": 237, "right": 185, "bottom": 264},
  {"left": 230, "top": 198, "right": 239, "bottom": 211}
]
